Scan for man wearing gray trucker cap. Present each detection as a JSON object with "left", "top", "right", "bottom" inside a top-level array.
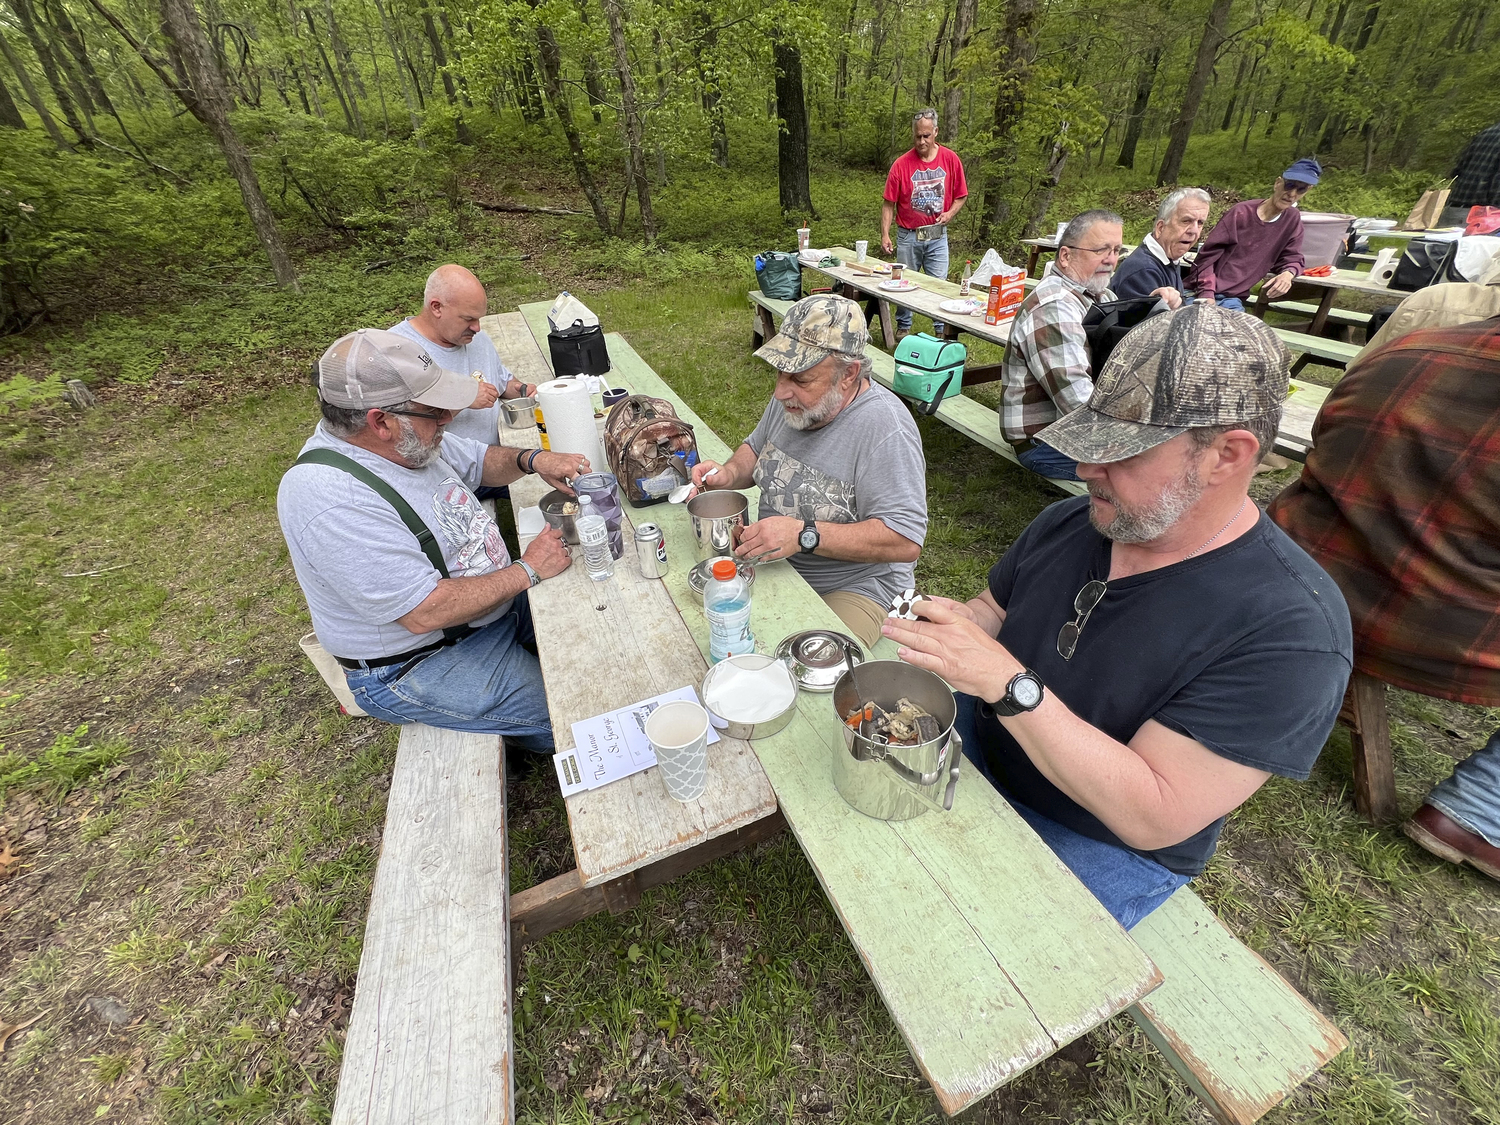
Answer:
[
  {"left": 884, "top": 304, "right": 1352, "bottom": 927},
  {"left": 689, "top": 294, "right": 928, "bottom": 647},
  {"left": 278, "top": 328, "right": 589, "bottom": 749}
]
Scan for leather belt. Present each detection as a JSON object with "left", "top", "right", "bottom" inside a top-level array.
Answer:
[
  {"left": 1010, "top": 438, "right": 1037, "bottom": 455},
  {"left": 904, "top": 222, "right": 948, "bottom": 243},
  {"left": 335, "top": 633, "right": 464, "bottom": 671}
]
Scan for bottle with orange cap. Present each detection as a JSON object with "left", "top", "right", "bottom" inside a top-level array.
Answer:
[{"left": 704, "top": 558, "right": 753, "bottom": 663}]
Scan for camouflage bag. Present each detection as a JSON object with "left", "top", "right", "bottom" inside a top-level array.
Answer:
[{"left": 604, "top": 395, "right": 700, "bottom": 507}]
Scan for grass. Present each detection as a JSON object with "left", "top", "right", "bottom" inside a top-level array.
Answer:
[{"left": 2, "top": 198, "right": 1499, "bottom": 1125}]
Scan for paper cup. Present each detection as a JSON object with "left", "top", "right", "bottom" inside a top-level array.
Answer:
[
  {"left": 646, "top": 700, "right": 710, "bottom": 802},
  {"left": 855, "top": 240, "right": 868, "bottom": 263}
]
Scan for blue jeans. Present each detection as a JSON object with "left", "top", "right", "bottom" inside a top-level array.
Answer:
[
  {"left": 1214, "top": 295, "right": 1246, "bottom": 312},
  {"left": 954, "top": 694, "right": 1192, "bottom": 930},
  {"left": 1015, "top": 440, "right": 1082, "bottom": 481},
  {"left": 895, "top": 227, "right": 950, "bottom": 334},
  {"left": 1427, "top": 729, "right": 1500, "bottom": 847},
  {"left": 343, "top": 592, "right": 554, "bottom": 753}
]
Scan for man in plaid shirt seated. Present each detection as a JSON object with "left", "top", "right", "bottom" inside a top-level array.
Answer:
[
  {"left": 1271, "top": 316, "right": 1500, "bottom": 882},
  {"left": 1000, "top": 210, "right": 1125, "bottom": 482}
]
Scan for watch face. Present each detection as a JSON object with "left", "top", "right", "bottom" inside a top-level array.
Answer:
[
  {"left": 800, "top": 529, "right": 818, "bottom": 549},
  {"left": 1012, "top": 675, "right": 1043, "bottom": 709}
]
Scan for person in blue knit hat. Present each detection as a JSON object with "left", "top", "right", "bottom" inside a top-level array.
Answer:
[{"left": 1185, "top": 158, "right": 1322, "bottom": 312}]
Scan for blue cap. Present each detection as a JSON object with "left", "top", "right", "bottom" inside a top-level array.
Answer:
[{"left": 1281, "top": 158, "right": 1322, "bottom": 186}]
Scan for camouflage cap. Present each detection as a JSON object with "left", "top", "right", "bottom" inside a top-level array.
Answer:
[
  {"left": 1036, "top": 302, "right": 1290, "bottom": 464},
  {"left": 754, "top": 295, "right": 869, "bottom": 373}
]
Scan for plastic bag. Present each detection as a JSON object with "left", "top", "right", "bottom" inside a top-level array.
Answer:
[
  {"left": 969, "top": 249, "right": 1008, "bottom": 287},
  {"left": 548, "top": 291, "right": 599, "bottom": 332}
]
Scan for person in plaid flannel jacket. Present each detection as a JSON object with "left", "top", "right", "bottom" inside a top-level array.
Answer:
[{"left": 1270, "top": 315, "right": 1500, "bottom": 882}]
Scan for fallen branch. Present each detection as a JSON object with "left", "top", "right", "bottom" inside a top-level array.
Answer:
[
  {"left": 473, "top": 201, "right": 583, "bottom": 216},
  {"left": 61, "top": 564, "right": 129, "bottom": 578}
]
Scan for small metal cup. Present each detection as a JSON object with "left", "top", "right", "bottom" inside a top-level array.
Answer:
[
  {"left": 500, "top": 396, "right": 537, "bottom": 429},
  {"left": 686, "top": 491, "right": 748, "bottom": 561}
]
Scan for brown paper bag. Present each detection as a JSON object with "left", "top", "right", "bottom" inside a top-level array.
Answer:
[{"left": 1402, "top": 188, "right": 1450, "bottom": 230}]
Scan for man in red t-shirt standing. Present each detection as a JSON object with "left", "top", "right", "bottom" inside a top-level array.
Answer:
[{"left": 881, "top": 108, "right": 968, "bottom": 336}]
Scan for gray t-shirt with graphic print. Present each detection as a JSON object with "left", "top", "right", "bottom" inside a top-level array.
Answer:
[
  {"left": 388, "top": 318, "right": 511, "bottom": 446},
  {"left": 277, "top": 424, "right": 513, "bottom": 659},
  {"left": 746, "top": 381, "right": 927, "bottom": 604}
]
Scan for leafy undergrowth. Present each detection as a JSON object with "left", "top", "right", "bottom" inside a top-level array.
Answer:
[{"left": 2, "top": 241, "right": 1498, "bottom": 1125}]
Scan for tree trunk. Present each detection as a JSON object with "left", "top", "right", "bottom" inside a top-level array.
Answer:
[
  {"left": 10, "top": 0, "right": 91, "bottom": 145},
  {"left": 773, "top": 37, "right": 813, "bottom": 216},
  {"left": 575, "top": 0, "right": 605, "bottom": 123},
  {"left": 833, "top": 0, "right": 856, "bottom": 151},
  {"left": 1354, "top": 1, "right": 1381, "bottom": 49},
  {"left": 1023, "top": 124, "right": 1068, "bottom": 238},
  {"left": 0, "top": 25, "right": 69, "bottom": 147},
  {"left": 304, "top": 7, "right": 361, "bottom": 134},
  {"left": 939, "top": 0, "right": 975, "bottom": 142},
  {"left": 154, "top": 0, "right": 300, "bottom": 289},
  {"left": 0, "top": 58, "right": 26, "bottom": 127},
  {"left": 1156, "top": 0, "right": 1234, "bottom": 186},
  {"left": 532, "top": 17, "right": 612, "bottom": 236},
  {"left": 600, "top": 0, "right": 657, "bottom": 241},
  {"left": 372, "top": 0, "right": 421, "bottom": 132},
  {"left": 420, "top": 0, "right": 470, "bottom": 141},
  {"left": 1116, "top": 44, "right": 1160, "bottom": 167},
  {"left": 922, "top": 2, "right": 949, "bottom": 106},
  {"left": 692, "top": 9, "right": 727, "bottom": 167},
  {"left": 980, "top": 0, "right": 1039, "bottom": 240},
  {"left": 44, "top": 0, "right": 114, "bottom": 114},
  {"left": 1219, "top": 49, "right": 1250, "bottom": 129}
]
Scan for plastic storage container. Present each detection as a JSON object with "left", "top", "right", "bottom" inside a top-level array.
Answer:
[
  {"left": 705, "top": 558, "right": 754, "bottom": 663},
  {"left": 577, "top": 494, "right": 613, "bottom": 581}
]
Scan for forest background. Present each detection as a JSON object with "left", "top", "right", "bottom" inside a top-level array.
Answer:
[{"left": 3, "top": 0, "right": 1500, "bottom": 1122}]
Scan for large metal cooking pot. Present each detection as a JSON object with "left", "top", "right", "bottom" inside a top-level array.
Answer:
[
  {"left": 831, "top": 661, "right": 961, "bottom": 821},
  {"left": 500, "top": 396, "right": 537, "bottom": 429},
  {"left": 686, "top": 491, "right": 749, "bottom": 561}
]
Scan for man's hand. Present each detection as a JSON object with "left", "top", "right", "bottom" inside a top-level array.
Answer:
[
  {"left": 733, "top": 516, "right": 803, "bottom": 562},
  {"left": 534, "top": 450, "right": 590, "bottom": 495},
  {"left": 1264, "top": 269, "right": 1297, "bottom": 300},
  {"left": 881, "top": 233, "right": 895, "bottom": 256},
  {"left": 689, "top": 459, "right": 727, "bottom": 496},
  {"left": 471, "top": 381, "right": 501, "bottom": 410},
  {"left": 503, "top": 377, "right": 537, "bottom": 400},
  {"left": 521, "top": 525, "right": 571, "bottom": 579},
  {"left": 881, "top": 597, "right": 1020, "bottom": 701},
  {"left": 1150, "top": 286, "right": 1183, "bottom": 310}
]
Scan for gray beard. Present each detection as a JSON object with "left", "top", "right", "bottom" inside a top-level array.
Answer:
[
  {"left": 1088, "top": 462, "right": 1203, "bottom": 544},
  {"left": 395, "top": 417, "right": 443, "bottom": 468},
  {"left": 1083, "top": 272, "right": 1113, "bottom": 296},
  {"left": 782, "top": 380, "right": 847, "bottom": 431}
]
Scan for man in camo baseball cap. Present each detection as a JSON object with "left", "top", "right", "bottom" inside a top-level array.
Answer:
[
  {"left": 1036, "top": 301, "right": 1290, "bottom": 464},
  {"left": 754, "top": 294, "right": 870, "bottom": 372}
]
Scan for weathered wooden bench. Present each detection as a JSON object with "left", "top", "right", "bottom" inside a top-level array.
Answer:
[
  {"left": 331, "top": 724, "right": 514, "bottom": 1125},
  {"left": 1249, "top": 296, "right": 1373, "bottom": 333},
  {"left": 745, "top": 287, "right": 1348, "bottom": 1122}
]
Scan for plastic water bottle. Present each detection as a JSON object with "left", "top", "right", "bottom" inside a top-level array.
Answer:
[
  {"left": 705, "top": 559, "right": 754, "bottom": 663},
  {"left": 577, "top": 494, "right": 613, "bottom": 581}
]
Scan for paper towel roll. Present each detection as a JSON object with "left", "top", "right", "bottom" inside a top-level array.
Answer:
[
  {"left": 1370, "top": 247, "right": 1398, "bottom": 286},
  {"left": 536, "top": 379, "right": 606, "bottom": 474}
]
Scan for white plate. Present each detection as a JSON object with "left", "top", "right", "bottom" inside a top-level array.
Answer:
[
  {"left": 878, "top": 279, "right": 914, "bottom": 292},
  {"left": 938, "top": 298, "right": 982, "bottom": 315}
]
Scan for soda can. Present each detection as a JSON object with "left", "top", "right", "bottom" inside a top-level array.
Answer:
[{"left": 636, "top": 523, "right": 668, "bottom": 579}]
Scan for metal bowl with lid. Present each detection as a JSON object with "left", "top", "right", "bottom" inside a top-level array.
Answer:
[
  {"left": 776, "top": 629, "right": 866, "bottom": 693},
  {"left": 688, "top": 557, "right": 756, "bottom": 595}
]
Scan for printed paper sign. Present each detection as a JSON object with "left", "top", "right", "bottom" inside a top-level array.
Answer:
[{"left": 553, "top": 685, "right": 719, "bottom": 798}]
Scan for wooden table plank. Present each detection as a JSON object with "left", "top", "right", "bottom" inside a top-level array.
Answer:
[
  {"left": 332, "top": 725, "right": 513, "bottom": 1125},
  {"left": 489, "top": 312, "right": 777, "bottom": 889},
  {"left": 512, "top": 308, "right": 1165, "bottom": 1114}
]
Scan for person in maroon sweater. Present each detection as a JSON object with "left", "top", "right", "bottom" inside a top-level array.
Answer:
[{"left": 1185, "top": 158, "right": 1321, "bottom": 312}]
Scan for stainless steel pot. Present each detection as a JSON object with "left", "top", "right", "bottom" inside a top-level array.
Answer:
[
  {"left": 539, "top": 490, "right": 580, "bottom": 544},
  {"left": 686, "top": 491, "right": 749, "bottom": 561},
  {"left": 700, "top": 654, "right": 798, "bottom": 740},
  {"left": 830, "top": 661, "right": 961, "bottom": 821},
  {"left": 501, "top": 396, "right": 537, "bottom": 429}
]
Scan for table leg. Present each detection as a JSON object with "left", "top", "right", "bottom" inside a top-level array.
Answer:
[
  {"left": 1027, "top": 247, "right": 1040, "bottom": 278},
  {"left": 1338, "top": 671, "right": 1397, "bottom": 824},
  {"left": 877, "top": 299, "right": 897, "bottom": 350},
  {"left": 1308, "top": 289, "right": 1336, "bottom": 338}
]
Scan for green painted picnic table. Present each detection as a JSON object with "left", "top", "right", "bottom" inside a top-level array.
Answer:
[{"left": 509, "top": 301, "right": 1162, "bottom": 1114}]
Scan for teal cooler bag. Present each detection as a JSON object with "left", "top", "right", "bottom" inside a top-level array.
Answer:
[{"left": 893, "top": 334, "right": 966, "bottom": 413}]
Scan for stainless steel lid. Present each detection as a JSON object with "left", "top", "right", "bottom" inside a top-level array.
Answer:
[
  {"left": 776, "top": 629, "right": 865, "bottom": 693},
  {"left": 687, "top": 557, "right": 756, "bottom": 595}
]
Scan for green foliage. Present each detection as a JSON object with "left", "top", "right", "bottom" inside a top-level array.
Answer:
[{"left": 0, "top": 723, "right": 126, "bottom": 804}]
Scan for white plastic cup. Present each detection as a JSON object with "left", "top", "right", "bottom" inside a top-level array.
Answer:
[
  {"left": 645, "top": 700, "right": 710, "bottom": 802},
  {"left": 855, "top": 240, "right": 868, "bottom": 263},
  {"left": 797, "top": 227, "right": 811, "bottom": 251}
]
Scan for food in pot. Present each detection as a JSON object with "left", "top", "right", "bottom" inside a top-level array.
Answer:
[
  {"left": 562, "top": 500, "right": 580, "bottom": 516},
  {"left": 844, "top": 697, "right": 941, "bottom": 746}
]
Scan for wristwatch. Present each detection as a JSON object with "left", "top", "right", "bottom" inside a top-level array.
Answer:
[
  {"left": 516, "top": 560, "right": 541, "bottom": 588},
  {"left": 798, "top": 520, "right": 820, "bottom": 554},
  {"left": 985, "top": 669, "right": 1045, "bottom": 717}
]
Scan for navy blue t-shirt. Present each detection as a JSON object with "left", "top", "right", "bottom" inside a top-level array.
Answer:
[{"left": 977, "top": 495, "right": 1352, "bottom": 875}]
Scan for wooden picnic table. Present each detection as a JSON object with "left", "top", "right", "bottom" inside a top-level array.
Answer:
[
  {"left": 493, "top": 303, "right": 1163, "bottom": 1115},
  {"left": 1279, "top": 267, "right": 1399, "bottom": 337}
]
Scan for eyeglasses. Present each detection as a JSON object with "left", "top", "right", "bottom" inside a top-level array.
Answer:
[
  {"left": 1056, "top": 579, "right": 1108, "bottom": 661},
  {"left": 1063, "top": 244, "right": 1125, "bottom": 257},
  {"left": 381, "top": 406, "right": 453, "bottom": 424}
]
